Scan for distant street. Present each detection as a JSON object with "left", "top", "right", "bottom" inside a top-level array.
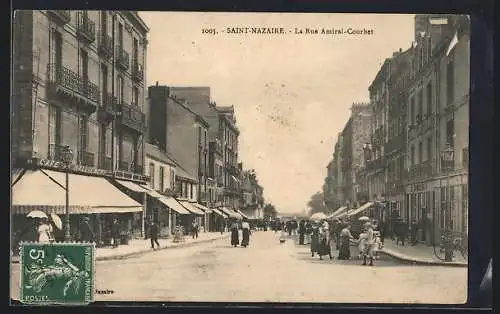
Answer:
[{"left": 11, "top": 231, "right": 467, "bottom": 303}]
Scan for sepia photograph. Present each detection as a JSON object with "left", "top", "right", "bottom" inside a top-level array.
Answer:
[{"left": 11, "top": 11, "right": 470, "bottom": 304}]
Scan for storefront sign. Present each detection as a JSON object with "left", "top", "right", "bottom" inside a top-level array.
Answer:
[{"left": 35, "top": 158, "right": 110, "bottom": 176}]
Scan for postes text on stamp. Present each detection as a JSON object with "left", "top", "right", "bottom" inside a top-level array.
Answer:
[{"left": 20, "top": 242, "right": 95, "bottom": 305}]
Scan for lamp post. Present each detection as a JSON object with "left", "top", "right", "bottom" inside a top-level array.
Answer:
[
  {"left": 440, "top": 144, "right": 454, "bottom": 262},
  {"left": 60, "top": 145, "right": 74, "bottom": 242}
]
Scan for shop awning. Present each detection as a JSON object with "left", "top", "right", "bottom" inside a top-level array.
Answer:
[
  {"left": 12, "top": 169, "right": 143, "bottom": 215},
  {"left": 193, "top": 203, "right": 212, "bottom": 213},
  {"left": 115, "top": 179, "right": 149, "bottom": 193},
  {"left": 179, "top": 201, "right": 205, "bottom": 216},
  {"left": 328, "top": 206, "right": 347, "bottom": 219},
  {"left": 157, "top": 197, "right": 190, "bottom": 215},
  {"left": 211, "top": 207, "right": 226, "bottom": 217},
  {"left": 219, "top": 207, "right": 239, "bottom": 219},
  {"left": 236, "top": 209, "right": 249, "bottom": 219},
  {"left": 137, "top": 184, "right": 164, "bottom": 199},
  {"left": 347, "top": 202, "right": 374, "bottom": 218},
  {"left": 230, "top": 175, "right": 240, "bottom": 184}
]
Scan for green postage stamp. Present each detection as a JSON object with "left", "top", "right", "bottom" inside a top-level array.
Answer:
[{"left": 19, "top": 242, "right": 95, "bottom": 305}]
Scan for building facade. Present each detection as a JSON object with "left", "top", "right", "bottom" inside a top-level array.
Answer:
[
  {"left": 404, "top": 14, "right": 470, "bottom": 244},
  {"left": 11, "top": 10, "right": 149, "bottom": 245}
]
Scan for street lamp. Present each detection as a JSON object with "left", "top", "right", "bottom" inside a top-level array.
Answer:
[
  {"left": 440, "top": 144, "right": 455, "bottom": 261},
  {"left": 60, "top": 145, "right": 74, "bottom": 242}
]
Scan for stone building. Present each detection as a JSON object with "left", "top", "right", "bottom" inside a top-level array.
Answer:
[
  {"left": 340, "top": 103, "right": 372, "bottom": 209},
  {"left": 11, "top": 10, "right": 149, "bottom": 244},
  {"left": 404, "top": 14, "right": 470, "bottom": 244}
]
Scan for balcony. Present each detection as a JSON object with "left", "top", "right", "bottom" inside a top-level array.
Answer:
[
  {"left": 76, "top": 12, "right": 96, "bottom": 44},
  {"left": 366, "top": 156, "right": 386, "bottom": 172},
  {"left": 131, "top": 60, "right": 144, "bottom": 82},
  {"left": 116, "top": 102, "right": 145, "bottom": 133},
  {"left": 78, "top": 150, "right": 95, "bottom": 167},
  {"left": 116, "top": 46, "right": 130, "bottom": 70},
  {"left": 97, "top": 93, "right": 116, "bottom": 124},
  {"left": 99, "top": 155, "right": 113, "bottom": 171},
  {"left": 47, "top": 64, "right": 99, "bottom": 113},
  {"left": 47, "top": 10, "right": 71, "bottom": 25},
  {"left": 441, "top": 152, "right": 455, "bottom": 173},
  {"left": 48, "top": 143, "right": 65, "bottom": 162},
  {"left": 135, "top": 164, "right": 144, "bottom": 175},
  {"left": 98, "top": 33, "right": 113, "bottom": 59},
  {"left": 118, "top": 160, "right": 130, "bottom": 171},
  {"left": 406, "top": 159, "right": 435, "bottom": 181}
]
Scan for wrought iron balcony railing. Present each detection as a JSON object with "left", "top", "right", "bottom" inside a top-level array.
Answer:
[
  {"left": 47, "top": 63, "right": 100, "bottom": 105},
  {"left": 132, "top": 60, "right": 144, "bottom": 82},
  {"left": 135, "top": 164, "right": 144, "bottom": 175},
  {"left": 116, "top": 46, "right": 130, "bottom": 70},
  {"left": 79, "top": 150, "right": 95, "bottom": 167},
  {"left": 118, "top": 160, "right": 130, "bottom": 171},
  {"left": 406, "top": 159, "right": 435, "bottom": 181},
  {"left": 76, "top": 12, "right": 96, "bottom": 43},
  {"left": 48, "top": 10, "right": 71, "bottom": 24},
  {"left": 100, "top": 155, "right": 113, "bottom": 171},
  {"left": 116, "top": 102, "right": 145, "bottom": 133},
  {"left": 98, "top": 33, "right": 113, "bottom": 59}
]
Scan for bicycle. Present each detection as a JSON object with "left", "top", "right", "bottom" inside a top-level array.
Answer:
[{"left": 433, "top": 233, "right": 468, "bottom": 261}]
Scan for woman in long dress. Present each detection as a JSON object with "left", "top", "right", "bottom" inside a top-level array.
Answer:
[
  {"left": 38, "top": 217, "right": 53, "bottom": 243},
  {"left": 241, "top": 219, "right": 251, "bottom": 247},
  {"left": 310, "top": 222, "right": 320, "bottom": 257},
  {"left": 338, "top": 223, "right": 354, "bottom": 260},
  {"left": 230, "top": 220, "right": 240, "bottom": 247},
  {"left": 317, "top": 220, "right": 333, "bottom": 260}
]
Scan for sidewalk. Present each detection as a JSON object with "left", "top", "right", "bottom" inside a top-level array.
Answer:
[
  {"left": 11, "top": 232, "right": 230, "bottom": 263},
  {"left": 378, "top": 239, "right": 468, "bottom": 267}
]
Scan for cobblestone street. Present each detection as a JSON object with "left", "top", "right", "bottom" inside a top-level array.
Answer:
[{"left": 11, "top": 231, "right": 467, "bottom": 303}]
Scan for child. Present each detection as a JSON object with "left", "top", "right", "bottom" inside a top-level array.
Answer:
[
  {"left": 373, "top": 231, "right": 382, "bottom": 259},
  {"left": 357, "top": 232, "right": 367, "bottom": 260}
]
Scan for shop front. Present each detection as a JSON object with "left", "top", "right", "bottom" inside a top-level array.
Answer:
[{"left": 11, "top": 167, "right": 143, "bottom": 249}]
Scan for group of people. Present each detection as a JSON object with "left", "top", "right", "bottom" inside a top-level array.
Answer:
[
  {"left": 230, "top": 218, "right": 252, "bottom": 248},
  {"left": 293, "top": 218, "right": 382, "bottom": 266}
]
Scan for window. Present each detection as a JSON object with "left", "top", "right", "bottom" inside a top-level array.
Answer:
[
  {"left": 411, "top": 145, "right": 415, "bottom": 166},
  {"left": 159, "top": 166, "right": 164, "bottom": 192},
  {"left": 418, "top": 141, "right": 423, "bottom": 164},
  {"left": 101, "top": 64, "right": 108, "bottom": 102},
  {"left": 100, "top": 11, "right": 107, "bottom": 35},
  {"left": 417, "top": 89, "right": 423, "bottom": 122},
  {"left": 99, "top": 123, "right": 106, "bottom": 165},
  {"left": 117, "top": 76, "right": 124, "bottom": 103},
  {"left": 190, "top": 184, "right": 193, "bottom": 199},
  {"left": 427, "top": 137, "right": 432, "bottom": 161},
  {"left": 80, "top": 49, "right": 88, "bottom": 82},
  {"left": 446, "top": 56, "right": 455, "bottom": 105},
  {"left": 149, "top": 163, "right": 155, "bottom": 189},
  {"left": 48, "top": 105, "right": 61, "bottom": 160},
  {"left": 446, "top": 119, "right": 455, "bottom": 147},
  {"left": 118, "top": 23, "right": 123, "bottom": 46},
  {"left": 52, "top": 30, "right": 63, "bottom": 69},
  {"left": 133, "top": 37, "right": 139, "bottom": 61},
  {"left": 426, "top": 82, "right": 432, "bottom": 115},
  {"left": 79, "top": 115, "right": 88, "bottom": 153},
  {"left": 170, "top": 169, "right": 175, "bottom": 188},
  {"left": 427, "top": 37, "right": 432, "bottom": 60},
  {"left": 132, "top": 86, "right": 139, "bottom": 106},
  {"left": 410, "top": 96, "right": 415, "bottom": 124}
]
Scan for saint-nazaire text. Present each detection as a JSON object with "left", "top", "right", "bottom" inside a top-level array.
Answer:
[{"left": 225, "top": 27, "right": 286, "bottom": 34}]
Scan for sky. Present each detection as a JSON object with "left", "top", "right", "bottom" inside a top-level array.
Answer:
[{"left": 138, "top": 12, "right": 415, "bottom": 214}]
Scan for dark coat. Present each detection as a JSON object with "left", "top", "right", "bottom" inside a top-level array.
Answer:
[
  {"left": 80, "top": 221, "right": 94, "bottom": 242},
  {"left": 149, "top": 223, "right": 159, "bottom": 238},
  {"left": 111, "top": 222, "right": 120, "bottom": 237}
]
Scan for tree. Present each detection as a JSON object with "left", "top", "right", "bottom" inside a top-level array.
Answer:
[
  {"left": 307, "top": 192, "right": 329, "bottom": 216},
  {"left": 263, "top": 203, "right": 278, "bottom": 218}
]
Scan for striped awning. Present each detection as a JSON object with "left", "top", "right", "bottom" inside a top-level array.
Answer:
[
  {"left": 328, "top": 206, "right": 347, "bottom": 219},
  {"left": 211, "top": 207, "right": 226, "bottom": 218},
  {"left": 178, "top": 201, "right": 205, "bottom": 216},
  {"left": 115, "top": 179, "right": 149, "bottom": 193},
  {"left": 347, "top": 202, "right": 374, "bottom": 217},
  {"left": 193, "top": 203, "right": 212, "bottom": 213},
  {"left": 157, "top": 197, "right": 190, "bottom": 215},
  {"left": 236, "top": 209, "right": 249, "bottom": 219},
  {"left": 12, "top": 169, "right": 143, "bottom": 215},
  {"left": 219, "top": 207, "right": 241, "bottom": 219}
]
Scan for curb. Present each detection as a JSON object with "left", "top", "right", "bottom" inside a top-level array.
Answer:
[
  {"left": 11, "top": 234, "right": 230, "bottom": 264},
  {"left": 347, "top": 242, "right": 467, "bottom": 267}
]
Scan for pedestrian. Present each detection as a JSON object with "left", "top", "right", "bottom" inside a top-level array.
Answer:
[
  {"left": 317, "top": 220, "right": 333, "bottom": 260},
  {"left": 111, "top": 218, "right": 120, "bottom": 248},
  {"left": 287, "top": 221, "right": 292, "bottom": 236},
  {"left": 362, "top": 222, "right": 375, "bottom": 266},
  {"left": 79, "top": 217, "right": 94, "bottom": 243},
  {"left": 338, "top": 223, "right": 354, "bottom": 260},
  {"left": 310, "top": 221, "right": 320, "bottom": 257},
  {"left": 230, "top": 219, "right": 239, "bottom": 247},
  {"left": 241, "top": 219, "right": 251, "bottom": 247},
  {"left": 305, "top": 220, "right": 312, "bottom": 244},
  {"left": 37, "top": 217, "right": 53, "bottom": 243},
  {"left": 378, "top": 220, "right": 386, "bottom": 244},
  {"left": 149, "top": 221, "right": 160, "bottom": 249},
  {"left": 410, "top": 219, "right": 419, "bottom": 245},
  {"left": 298, "top": 220, "right": 306, "bottom": 245},
  {"left": 191, "top": 220, "right": 199, "bottom": 239},
  {"left": 219, "top": 218, "right": 224, "bottom": 235},
  {"left": 395, "top": 219, "right": 407, "bottom": 246}
]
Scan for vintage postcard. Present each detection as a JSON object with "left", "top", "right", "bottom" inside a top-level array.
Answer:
[{"left": 11, "top": 11, "right": 469, "bottom": 304}]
